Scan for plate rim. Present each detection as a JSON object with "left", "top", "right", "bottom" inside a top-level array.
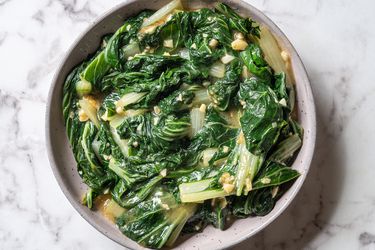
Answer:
[{"left": 45, "top": 0, "right": 316, "bottom": 249}]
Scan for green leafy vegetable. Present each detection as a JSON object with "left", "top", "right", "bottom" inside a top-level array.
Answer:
[
  {"left": 232, "top": 187, "right": 276, "bottom": 217},
  {"left": 116, "top": 188, "right": 196, "bottom": 248},
  {"left": 81, "top": 11, "right": 152, "bottom": 90},
  {"left": 62, "top": 1, "right": 303, "bottom": 248},
  {"left": 238, "top": 77, "right": 285, "bottom": 155},
  {"left": 208, "top": 59, "right": 242, "bottom": 111},
  {"left": 240, "top": 44, "right": 273, "bottom": 83},
  {"left": 215, "top": 3, "right": 260, "bottom": 37},
  {"left": 252, "top": 162, "right": 300, "bottom": 190}
]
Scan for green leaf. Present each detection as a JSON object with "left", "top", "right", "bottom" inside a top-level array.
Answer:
[
  {"left": 239, "top": 77, "right": 284, "bottom": 155},
  {"left": 253, "top": 162, "right": 300, "bottom": 190},
  {"left": 215, "top": 3, "right": 260, "bottom": 37},
  {"left": 269, "top": 134, "right": 302, "bottom": 164},
  {"left": 112, "top": 175, "right": 163, "bottom": 208},
  {"left": 232, "top": 188, "right": 275, "bottom": 217},
  {"left": 116, "top": 188, "right": 197, "bottom": 249},
  {"left": 208, "top": 59, "right": 242, "bottom": 111},
  {"left": 240, "top": 44, "right": 273, "bottom": 83},
  {"left": 81, "top": 11, "right": 152, "bottom": 89}
]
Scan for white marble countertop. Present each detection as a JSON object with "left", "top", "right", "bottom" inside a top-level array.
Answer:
[{"left": 1, "top": 0, "right": 375, "bottom": 249}]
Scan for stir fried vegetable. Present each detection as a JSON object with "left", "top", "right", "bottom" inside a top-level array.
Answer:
[{"left": 62, "top": 1, "right": 303, "bottom": 248}]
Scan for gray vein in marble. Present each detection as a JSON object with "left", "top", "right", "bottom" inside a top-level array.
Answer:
[
  {"left": 17, "top": 90, "right": 47, "bottom": 103},
  {"left": 0, "top": 230, "right": 24, "bottom": 249},
  {"left": 0, "top": 168, "right": 21, "bottom": 209},
  {"left": 28, "top": 153, "right": 48, "bottom": 226},
  {"left": 48, "top": 0, "right": 97, "bottom": 22},
  {"left": 16, "top": 32, "right": 36, "bottom": 43},
  {"left": 32, "top": 10, "right": 45, "bottom": 25},
  {"left": 0, "top": 0, "right": 11, "bottom": 7},
  {"left": 27, "top": 38, "right": 61, "bottom": 89},
  {"left": 0, "top": 89, "right": 20, "bottom": 139},
  {"left": 350, "top": 88, "right": 375, "bottom": 113},
  {"left": 314, "top": 68, "right": 355, "bottom": 140},
  {"left": 0, "top": 32, "right": 7, "bottom": 46},
  {"left": 360, "top": 232, "right": 375, "bottom": 246},
  {"left": 315, "top": 0, "right": 323, "bottom": 12},
  {"left": 27, "top": 153, "right": 69, "bottom": 243},
  {"left": 0, "top": 90, "right": 45, "bottom": 156}
]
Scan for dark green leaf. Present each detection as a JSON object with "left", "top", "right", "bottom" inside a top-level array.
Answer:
[
  {"left": 253, "top": 162, "right": 300, "bottom": 190},
  {"left": 240, "top": 44, "right": 273, "bottom": 83},
  {"left": 239, "top": 77, "right": 285, "bottom": 155}
]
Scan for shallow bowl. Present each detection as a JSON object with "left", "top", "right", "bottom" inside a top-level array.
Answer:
[{"left": 46, "top": 0, "right": 316, "bottom": 249}]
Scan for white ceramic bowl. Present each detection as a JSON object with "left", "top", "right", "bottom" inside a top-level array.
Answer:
[{"left": 46, "top": 1, "right": 316, "bottom": 249}]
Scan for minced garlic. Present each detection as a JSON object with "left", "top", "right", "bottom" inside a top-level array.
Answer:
[
  {"left": 154, "top": 106, "right": 161, "bottom": 114},
  {"left": 161, "top": 203, "right": 170, "bottom": 210},
  {"left": 160, "top": 169, "right": 167, "bottom": 177},
  {"left": 223, "top": 183, "right": 235, "bottom": 193},
  {"left": 260, "top": 177, "right": 271, "bottom": 184},
  {"left": 231, "top": 39, "right": 248, "bottom": 51},
  {"left": 237, "top": 131, "right": 245, "bottom": 145},
  {"left": 116, "top": 106, "right": 125, "bottom": 115},
  {"left": 199, "top": 104, "right": 207, "bottom": 113},
  {"left": 281, "top": 50, "right": 289, "bottom": 62},
  {"left": 78, "top": 109, "right": 89, "bottom": 122},
  {"left": 83, "top": 95, "right": 99, "bottom": 109},
  {"left": 233, "top": 31, "right": 244, "bottom": 40},
  {"left": 209, "top": 38, "right": 218, "bottom": 48},
  {"left": 163, "top": 39, "right": 174, "bottom": 48},
  {"left": 279, "top": 98, "right": 287, "bottom": 107}
]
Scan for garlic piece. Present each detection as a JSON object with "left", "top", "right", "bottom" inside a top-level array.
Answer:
[
  {"left": 233, "top": 31, "right": 244, "bottom": 40},
  {"left": 154, "top": 106, "right": 161, "bottom": 114},
  {"left": 116, "top": 106, "right": 125, "bottom": 115},
  {"left": 279, "top": 98, "right": 287, "bottom": 107},
  {"left": 199, "top": 104, "right": 207, "bottom": 113},
  {"left": 161, "top": 203, "right": 170, "bottom": 210},
  {"left": 163, "top": 39, "right": 174, "bottom": 48},
  {"left": 231, "top": 39, "right": 248, "bottom": 51},
  {"left": 223, "top": 183, "right": 235, "bottom": 193},
  {"left": 209, "top": 38, "right": 218, "bottom": 48},
  {"left": 78, "top": 109, "right": 89, "bottom": 122},
  {"left": 221, "top": 54, "right": 235, "bottom": 64},
  {"left": 260, "top": 177, "right": 271, "bottom": 184},
  {"left": 281, "top": 50, "right": 290, "bottom": 62},
  {"left": 83, "top": 95, "right": 99, "bottom": 109},
  {"left": 160, "top": 169, "right": 167, "bottom": 177}
]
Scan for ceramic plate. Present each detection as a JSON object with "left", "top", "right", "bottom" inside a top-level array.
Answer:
[{"left": 46, "top": 1, "right": 316, "bottom": 249}]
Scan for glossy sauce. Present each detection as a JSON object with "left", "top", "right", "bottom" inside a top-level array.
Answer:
[{"left": 94, "top": 194, "right": 116, "bottom": 222}]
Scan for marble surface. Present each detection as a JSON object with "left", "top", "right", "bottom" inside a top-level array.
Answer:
[{"left": 0, "top": 0, "right": 374, "bottom": 249}]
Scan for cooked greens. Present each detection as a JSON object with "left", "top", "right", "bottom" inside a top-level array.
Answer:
[{"left": 62, "top": 1, "right": 303, "bottom": 248}]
